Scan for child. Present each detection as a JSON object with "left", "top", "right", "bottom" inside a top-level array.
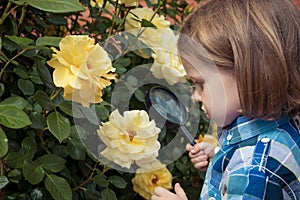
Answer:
[{"left": 151, "top": 0, "right": 300, "bottom": 199}]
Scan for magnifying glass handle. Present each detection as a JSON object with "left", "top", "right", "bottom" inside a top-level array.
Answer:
[{"left": 180, "top": 126, "right": 197, "bottom": 146}]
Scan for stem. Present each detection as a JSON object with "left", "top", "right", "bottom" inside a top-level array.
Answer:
[
  {"left": 0, "top": 159, "right": 4, "bottom": 176},
  {"left": 107, "top": 0, "right": 120, "bottom": 38},
  {"left": 37, "top": 129, "right": 51, "bottom": 154},
  {"left": 115, "top": 7, "right": 131, "bottom": 32},
  {"left": 97, "top": 0, "right": 108, "bottom": 18},
  {"left": 136, "top": 4, "right": 161, "bottom": 38},
  {"left": 70, "top": 13, "right": 80, "bottom": 34},
  {"left": 50, "top": 88, "right": 63, "bottom": 100},
  {"left": 73, "top": 159, "right": 102, "bottom": 191},
  {"left": 0, "top": 2, "right": 21, "bottom": 25},
  {"left": 18, "top": 4, "right": 27, "bottom": 27},
  {"left": 0, "top": 48, "right": 27, "bottom": 81}
]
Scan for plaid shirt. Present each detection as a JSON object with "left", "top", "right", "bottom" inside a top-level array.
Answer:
[{"left": 200, "top": 114, "right": 300, "bottom": 200}]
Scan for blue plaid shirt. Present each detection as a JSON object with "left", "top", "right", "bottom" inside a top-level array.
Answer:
[{"left": 200, "top": 114, "right": 300, "bottom": 200}]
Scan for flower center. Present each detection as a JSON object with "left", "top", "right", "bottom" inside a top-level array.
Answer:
[
  {"left": 127, "top": 130, "right": 137, "bottom": 141},
  {"left": 152, "top": 175, "right": 158, "bottom": 185}
]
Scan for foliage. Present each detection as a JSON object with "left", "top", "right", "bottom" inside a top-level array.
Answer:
[{"left": 0, "top": 0, "right": 210, "bottom": 199}]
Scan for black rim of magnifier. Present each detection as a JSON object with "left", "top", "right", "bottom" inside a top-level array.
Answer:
[{"left": 145, "top": 86, "right": 188, "bottom": 126}]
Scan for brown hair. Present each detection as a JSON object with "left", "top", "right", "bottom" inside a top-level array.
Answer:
[{"left": 178, "top": 0, "right": 300, "bottom": 120}]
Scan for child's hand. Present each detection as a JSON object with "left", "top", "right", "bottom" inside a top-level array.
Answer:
[
  {"left": 151, "top": 183, "right": 188, "bottom": 200},
  {"left": 186, "top": 142, "right": 215, "bottom": 171}
]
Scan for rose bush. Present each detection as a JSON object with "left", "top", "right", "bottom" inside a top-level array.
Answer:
[{"left": 0, "top": 0, "right": 213, "bottom": 200}]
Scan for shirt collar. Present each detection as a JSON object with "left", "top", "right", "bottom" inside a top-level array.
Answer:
[{"left": 221, "top": 115, "right": 291, "bottom": 146}]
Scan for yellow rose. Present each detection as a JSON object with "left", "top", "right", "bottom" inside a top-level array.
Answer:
[
  {"left": 196, "top": 122, "right": 218, "bottom": 145},
  {"left": 149, "top": 0, "right": 158, "bottom": 4},
  {"left": 150, "top": 29, "right": 187, "bottom": 85},
  {"left": 196, "top": 135, "right": 218, "bottom": 146},
  {"left": 132, "top": 161, "right": 172, "bottom": 200},
  {"left": 120, "top": 0, "right": 141, "bottom": 6},
  {"left": 90, "top": 0, "right": 140, "bottom": 7},
  {"left": 125, "top": 7, "right": 170, "bottom": 49},
  {"left": 97, "top": 110, "right": 161, "bottom": 169},
  {"left": 90, "top": 0, "right": 103, "bottom": 7},
  {"left": 47, "top": 35, "right": 116, "bottom": 107}
]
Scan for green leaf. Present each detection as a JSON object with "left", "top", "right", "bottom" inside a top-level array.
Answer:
[
  {"left": 10, "top": 0, "right": 26, "bottom": 5},
  {"left": 36, "top": 36, "right": 62, "bottom": 47},
  {"left": 45, "top": 175, "right": 72, "bottom": 200},
  {"left": 67, "top": 139, "right": 86, "bottom": 161},
  {"left": 7, "top": 169, "right": 22, "bottom": 183},
  {"left": 0, "top": 128, "right": 8, "bottom": 157},
  {"left": 36, "top": 154, "right": 66, "bottom": 173},
  {"left": 29, "top": 112, "right": 46, "bottom": 129},
  {"left": 58, "top": 101, "right": 82, "bottom": 118},
  {"left": 28, "top": 0, "right": 84, "bottom": 13},
  {"left": 0, "top": 96, "right": 28, "bottom": 110},
  {"left": 14, "top": 67, "right": 28, "bottom": 79},
  {"left": 95, "top": 105, "right": 109, "bottom": 121},
  {"left": 127, "top": 75, "right": 138, "bottom": 87},
  {"left": 46, "top": 111, "right": 70, "bottom": 143},
  {"left": 5, "top": 152, "right": 26, "bottom": 168},
  {"left": 21, "top": 137, "right": 37, "bottom": 159},
  {"left": 36, "top": 60, "right": 55, "bottom": 89},
  {"left": 0, "top": 176, "right": 9, "bottom": 189},
  {"left": 0, "top": 83, "right": 4, "bottom": 97},
  {"left": 29, "top": 68, "right": 44, "bottom": 84},
  {"left": 18, "top": 79, "right": 35, "bottom": 95},
  {"left": 78, "top": 106, "right": 99, "bottom": 125},
  {"left": 94, "top": 174, "right": 109, "bottom": 187},
  {"left": 112, "top": 16, "right": 124, "bottom": 25},
  {"left": 22, "top": 161, "right": 44, "bottom": 185},
  {"left": 172, "top": 147, "right": 183, "bottom": 159},
  {"left": 114, "top": 57, "right": 131, "bottom": 67},
  {"left": 101, "top": 188, "right": 117, "bottom": 200},
  {"left": 52, "top": 145, "right": 68, "bottom": 158},
  {"left": 108, "top": 176, "right": 127, "bottom": 189},
  {"left": 134, "top": 89, "right": 145, "bottom": 102},
  {"left": 34, "top": 90, "right": 55, "bottom": 111},
  {"left": 59, "top": 101, "right": 96, "bottom": 119},
  {"left": 141, "top": 19, "right": 157, "bottom": 29},
  {"left": 0, "top": 106, "right": 31, "bottom": 129},
  {"left": 6, "top": 35, "right": 34, "bottom": 48}
]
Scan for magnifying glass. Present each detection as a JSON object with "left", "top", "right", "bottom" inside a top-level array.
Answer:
[{"left": 146, "top": 86, "right": 197, "bottom": 146}]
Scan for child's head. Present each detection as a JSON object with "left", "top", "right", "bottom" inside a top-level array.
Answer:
[{"left": 178, "top": 0, "right": 300, "bottom": 123}]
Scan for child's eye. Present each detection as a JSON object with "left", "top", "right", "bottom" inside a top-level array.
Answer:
[
  {"left": 189, "top": 81, "right": 204, "bottom": 94},
  {"left": 194, "top": 81, "right": 204, "bottom": 90}
]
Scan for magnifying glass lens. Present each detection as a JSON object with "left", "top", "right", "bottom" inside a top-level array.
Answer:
[{"left": 146, "top": 86, "right": 196, "bottom": 145}]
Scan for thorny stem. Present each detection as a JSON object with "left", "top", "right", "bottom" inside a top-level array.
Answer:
[{"left": 73, "top": 159, "right": 106, "bottom": 191}]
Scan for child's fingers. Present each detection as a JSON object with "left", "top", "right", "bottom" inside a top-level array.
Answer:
[
  {"left": 195, "top": 161, "right": 209, "bottom": 171},
  {"left": 186, "top": 143, "right": 202, "bottom": 155},
  {"left": 190, "top": 154, "right": 208, "bottom": 164},
  {"left": 153, "top": 187, "right": 166, "bottom": 196},
  {"left": 190, "top": 154, "right": 209, "bottom": 171},
  {"left": 174, "top": 183, "right": 188, "bottom": 199}
]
